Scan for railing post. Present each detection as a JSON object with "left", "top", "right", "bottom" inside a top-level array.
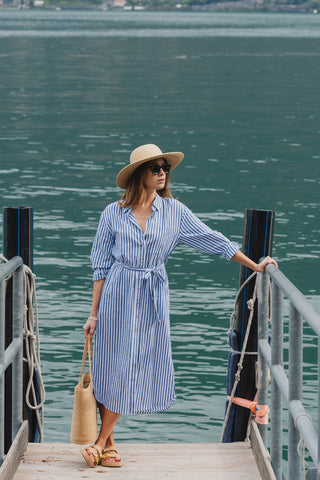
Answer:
[
  {"left": 289, "top": 303, "right": 303, "bottom": 480},
  {"left": 270, "top": 282, "right": 283, "bottom": 480},
  {"left": 0, "top": 279, "right": 5, "bottom": 464},
  {"left": 257, "top": 271, "right": 269, "bottom": 445},
  {"left": 11, "top": 265, "right": 24, "bottom": 440}
]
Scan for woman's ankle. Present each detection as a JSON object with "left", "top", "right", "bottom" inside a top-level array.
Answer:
[
  {"left": 105, "top": 440, "right": 115, "bottom": 449},
  {"left": 94, "top": 441, "right": 105, "bottom": 452}
]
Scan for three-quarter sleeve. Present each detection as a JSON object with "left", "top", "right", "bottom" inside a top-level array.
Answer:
[
  {"left": 179, "top": 205, "right": 239, "bottom": 260},
  {"left": 90, "top": 209, "right": 114, "bottom": 281}
]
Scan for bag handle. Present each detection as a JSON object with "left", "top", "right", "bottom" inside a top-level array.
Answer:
[{"left": 79, "top": 336, "right": 93, "bottom": 382}]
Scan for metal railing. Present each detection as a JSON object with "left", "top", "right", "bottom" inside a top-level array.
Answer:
[
  {"left": 257, "top": 264, "right": 320, "bottom": 480},
  {"left": 0, "top": 256, "right": 24, "bottom": 466}
]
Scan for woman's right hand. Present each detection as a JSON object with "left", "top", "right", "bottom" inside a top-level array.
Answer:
[{"left": 83, "top": 317, "right": 97, "bottom": 338}]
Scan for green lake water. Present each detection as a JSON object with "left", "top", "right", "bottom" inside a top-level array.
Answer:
[{"left": 0, "top": 10, "right": 319, "bottom": 449}]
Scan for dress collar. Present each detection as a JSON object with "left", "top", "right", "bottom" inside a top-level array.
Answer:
[
  {"left": 151, "top": 193, "right": 162, "bottom": 212},
  {"left": 122, "top": 193, "right": 162, "bottom": 214}
]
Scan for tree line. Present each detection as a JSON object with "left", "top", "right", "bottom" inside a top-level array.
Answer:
[{"left": 4, "top": 0, "right": 320, "bottom": 11}]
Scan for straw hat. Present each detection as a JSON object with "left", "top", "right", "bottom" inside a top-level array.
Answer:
[{"left": 116, "top": 144, "right": 184, "bottom": 189}]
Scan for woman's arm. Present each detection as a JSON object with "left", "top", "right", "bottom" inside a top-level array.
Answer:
[
  {"left": 231, "top": 250, "right": 278, "bottom": 273},
  {"left": 83, "top": 279, "right": 105, "bottom": 337},
  {"left": 179, "top": 204, "right": 239, "bottom": 260}
]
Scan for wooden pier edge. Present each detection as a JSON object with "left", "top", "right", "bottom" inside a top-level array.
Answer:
[
  {"left": 250, "top": 420, "right": 276, "bottom": 480},
  {"left": 0, "top": 421, "right": 28, "bottom": 480}
]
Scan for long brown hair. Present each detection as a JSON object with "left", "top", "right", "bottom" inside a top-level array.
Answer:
[{"left": 118, "top": 161, "right": 173, "bottom": 208}]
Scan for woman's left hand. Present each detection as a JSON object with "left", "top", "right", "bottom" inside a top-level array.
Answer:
[
  {"left": 256, "top": 256, "right": 278, "bottom": 273},
  {"left": 232, "top": 251, "right": 278, "bottom": 273}
]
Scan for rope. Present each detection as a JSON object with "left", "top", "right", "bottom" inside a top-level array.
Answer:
[
  {"left": 230, "top": 347, "right": 257, "bottom": 355},
  {"left": 23, "top": 264, "right": 45, "bottom": 441},
  {"left": 297, "top": 437, "right": 307, "bottom": 479},
  {"left": 221, "top": 272, "right": 258, "bottom": 442},
  {"left": 0, "top": 255, "right": 45, "bottom": 441},
  {"left": 293, "top": 411, "right": 313, "bottom": 430},
  {"left": 294, "top": 412, "right": 313, "bottom": 480},
  {"left": 228, "top": 271, "right": 257, "bottom": 335},
  {"left": 245, "top": 412, "right": 253, "bottom": 443}
]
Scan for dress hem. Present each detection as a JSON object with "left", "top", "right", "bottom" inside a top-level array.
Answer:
[{"left": 94, "top": 394, "right": 177, "bottom": 416}]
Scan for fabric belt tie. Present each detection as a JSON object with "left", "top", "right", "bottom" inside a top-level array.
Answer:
[{"left": 113, "top": 262, "right": 166, "bottom": 322}]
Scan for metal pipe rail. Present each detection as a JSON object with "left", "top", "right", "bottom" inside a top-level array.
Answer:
[
  {"left": 0, "top": 257, "right": 24, "bottom": 466},
  {"left": 257, "top": 264, "right": 320, "bottom": 480}
]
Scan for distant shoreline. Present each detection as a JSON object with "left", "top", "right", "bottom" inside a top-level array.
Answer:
[{"left": 0, "top": 3, "right": 318, "bottom": 13}]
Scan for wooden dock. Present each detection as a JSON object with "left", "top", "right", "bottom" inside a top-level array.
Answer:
[{"left": 13, "top": 442, "right": 263, "bottom": 480}]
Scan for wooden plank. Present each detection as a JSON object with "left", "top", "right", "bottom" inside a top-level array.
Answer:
[
  {"left": 0, "top": 421, "right": 28, "bottom": 480},
  {"left": 250, "top": 421, "right": 277, "bottom": 480},
  {"left": 14, "top": 442, "right": 262, "bottom": 480}
]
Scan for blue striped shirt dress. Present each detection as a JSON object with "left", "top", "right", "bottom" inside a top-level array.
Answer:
[{"left": 90, "top": 194, "right": 239, "bottom": 416}]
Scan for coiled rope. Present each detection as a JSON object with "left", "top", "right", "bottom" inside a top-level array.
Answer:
[{"left": 0, "top": 254, "right": 45, "bottom": 442}]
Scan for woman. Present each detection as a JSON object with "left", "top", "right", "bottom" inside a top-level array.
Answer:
[{"left": 82, "top": 143, "right": 278, "bottom": 468}]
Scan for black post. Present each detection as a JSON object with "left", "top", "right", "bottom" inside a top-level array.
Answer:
[
  {"left": 3, "top": 207, "right": 34, "bottom": 451},
  {"left": 223, "top": 209, "right": 275, "bottom": 442},
  {"left": 4, "top": 207, "right": 33, "bottom": 269}
]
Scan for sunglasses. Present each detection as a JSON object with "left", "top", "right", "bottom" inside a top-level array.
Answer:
[{"left": 147, "top": 163, "right": 171, "bottom": 175}]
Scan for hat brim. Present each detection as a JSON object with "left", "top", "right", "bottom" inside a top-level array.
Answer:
[{"left": 116, "top": 151, "right": 184, "bottom": 189}]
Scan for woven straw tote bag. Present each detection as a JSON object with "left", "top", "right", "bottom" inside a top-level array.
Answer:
[{"left": 70, "top": 337, "right": 97, "bottom": 444}]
